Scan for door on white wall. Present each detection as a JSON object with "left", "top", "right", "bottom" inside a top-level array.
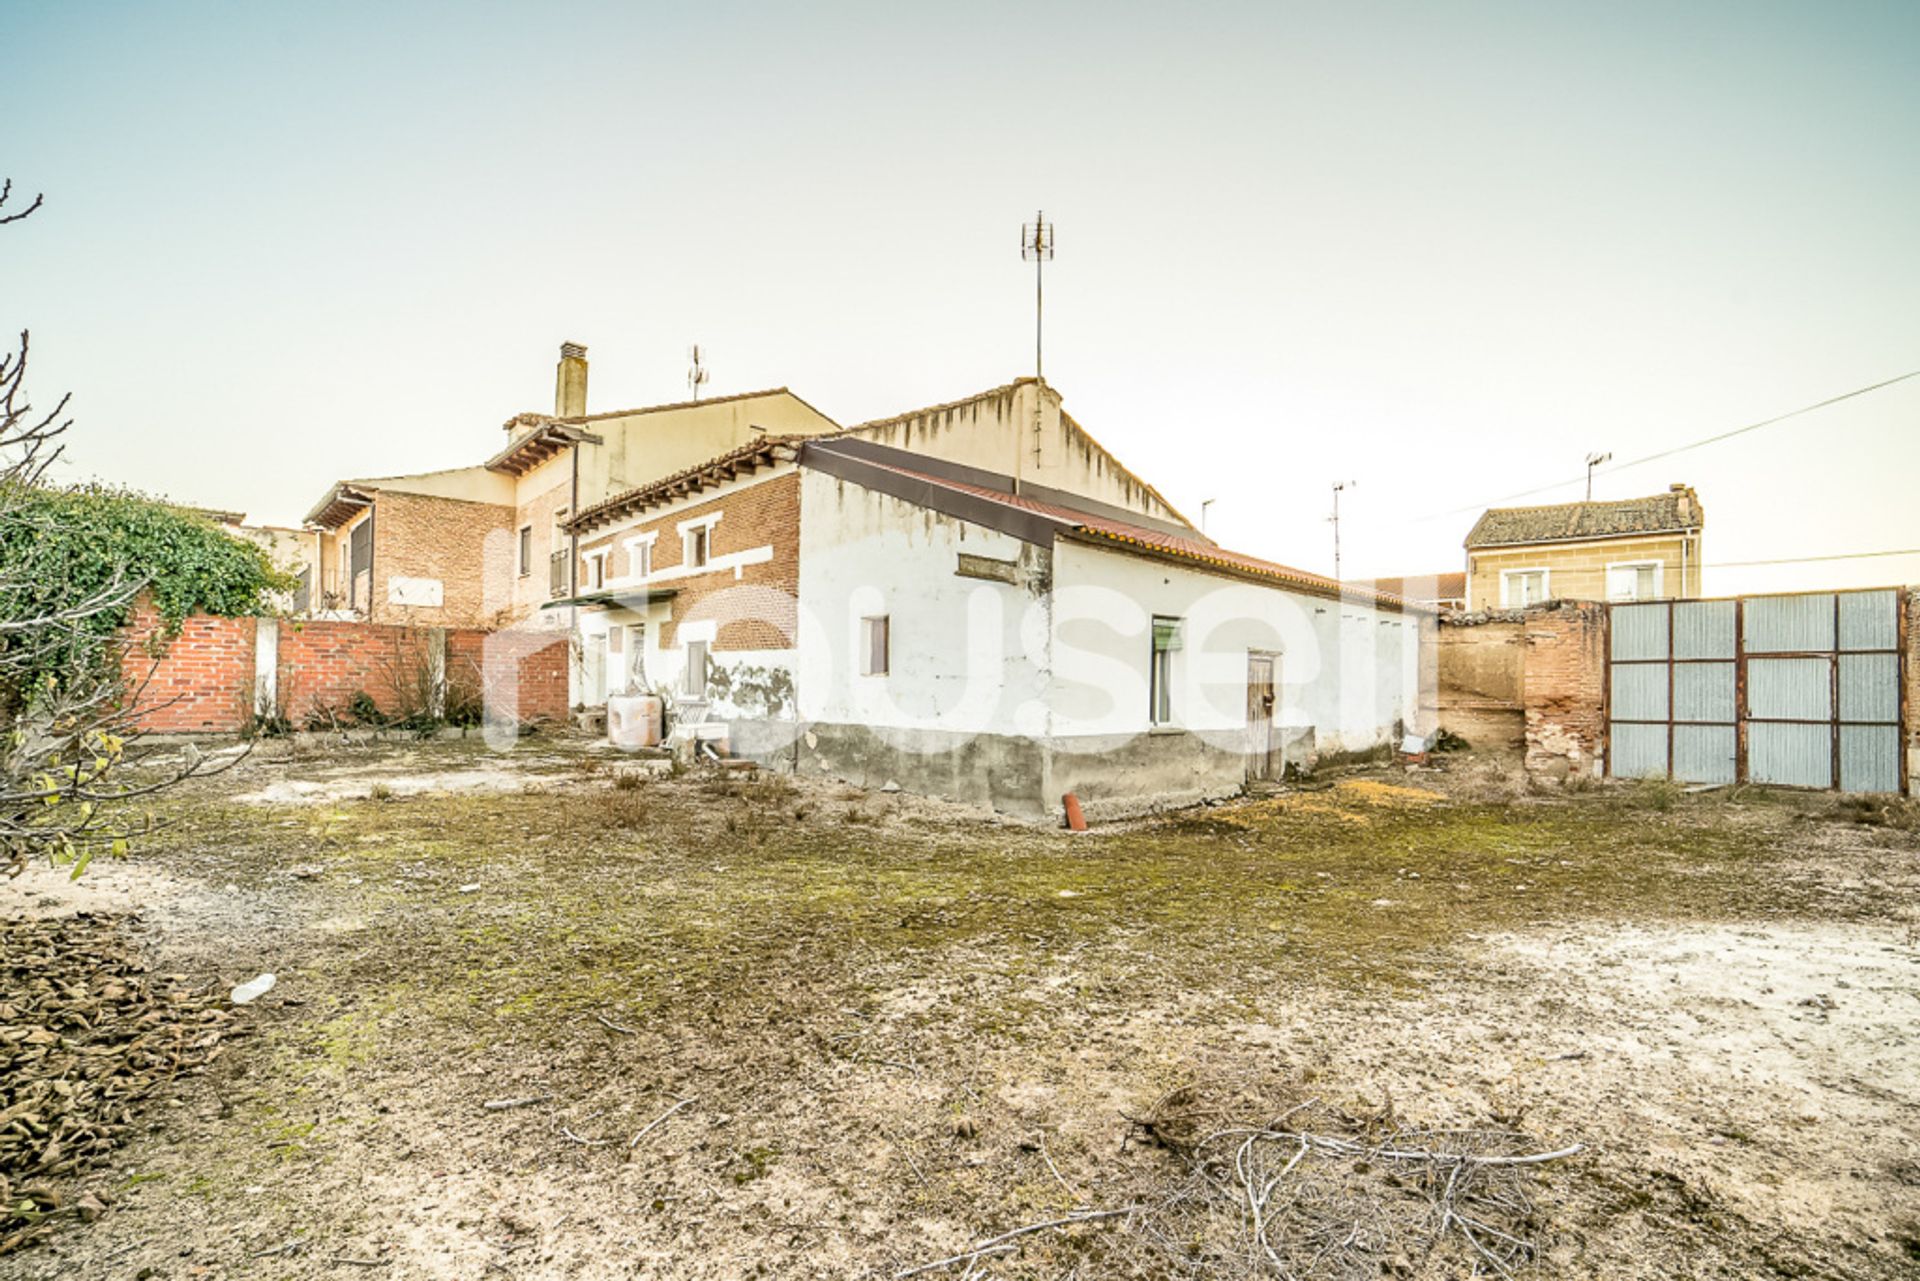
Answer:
[
  {"left": 1246, "top": 654, "right": 1279, "bottom": 782},
  {"left": 583, "top": 634, "right": 608, "bottom": 706}
]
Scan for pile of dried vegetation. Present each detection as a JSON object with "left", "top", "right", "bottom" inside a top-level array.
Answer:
[{"left": 0, "top": 913, "right": 240, "bottom": 1255}]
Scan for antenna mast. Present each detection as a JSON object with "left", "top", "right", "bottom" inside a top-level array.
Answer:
[
  {"left": 1020, "top": 211, "right": 1054, "bottom": 383},
  {"left": 688, "top": 344, "right": 710, "bottom": 402},
  {"left": 1328, "top": 480, "right": 1357, "bottom": 582},
  {"left": 1584, "top": 451, "right": 1612, "bottom": 501}
]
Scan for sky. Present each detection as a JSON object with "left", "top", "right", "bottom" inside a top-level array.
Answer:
[{"left": 4, "top": 0, "right": 1917, "bottom": 595}]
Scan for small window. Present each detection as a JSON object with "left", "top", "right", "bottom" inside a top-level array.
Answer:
[
  {"left": 1150, "top": 616, "right": 1181, "bottom": 726},
  {"left": 1501, "top": 569, "right": 1548, "bottom": 608},
  {"left": 1606, "top": 561, "right": 1661, "bottom": 602},
  {"left": 517, "top": 526, "right": 533, "bottom": 577},
  {"left": 862, "top": 616, "right": 890, "bottom": 676},
  {"left": 583, "top": 550, "right": 606, "bottom": 591},
  {"left": 684, "top": 524, "right": 710, "bottom": 569},
  {"left": 683, "top": 639, "right": 708, "bottom": 697},
  {"left": 632, "top": 538, "right": 653, "bottom": 578}
]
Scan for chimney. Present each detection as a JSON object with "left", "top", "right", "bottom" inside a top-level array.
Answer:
[
  {"left": 1670, "top": 482, "right": 1693, "bottom": 524},
  {"left": 555, "top": 342, "right": 588, "bottom": 418}
]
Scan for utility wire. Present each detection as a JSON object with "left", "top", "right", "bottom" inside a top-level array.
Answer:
[
  {"left": 1703, "top": 547, "right": 1920, "bottom": 569},
  {"left": 1419, "top": 367, "right": 1920, "bottom": 522}
]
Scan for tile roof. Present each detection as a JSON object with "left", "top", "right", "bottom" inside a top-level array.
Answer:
[
  {"left": 565, "top": 434, "right": 816, "bottom": 533},
  {"left": 1465, "top": 487, "right": 1702, "bottom": 549},
  {"left": 843, "top": 455, "right": 1413, "bottom": 609}
]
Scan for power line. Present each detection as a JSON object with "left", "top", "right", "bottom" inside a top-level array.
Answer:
[
  {"left": 1704, "top": 547, "right": 1920, "bottom": 569},
  {"left": 1420, "top": 367, "right": 1920, "bottom": 521}
]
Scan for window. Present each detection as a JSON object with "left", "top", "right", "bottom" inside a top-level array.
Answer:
[
  {"left": 518, "top": 526, "right": 533, "bottom": 577},
  {"left": 684, "top": 523, "right": 710, "bottom": 569},
  {"left": 629, "top": 536, "right": 654, "bottom": 579},
  {"left": 683, "top": 639, "right": 708, "bottom": 697},
  {"left": 1606, "top": 561, "right": 1662, "bottom": 602},
  {"left": 1500, "top": 569, "right": 1548, "bottom": 608},
  {"left": 862, "top": 615, "right": 890, "bottom": 676},
  {"left": 1150, "top": 616, "right": 1181, "bottom": 726},
  {"left": 582, "top": 550, "right": 606, "bottom": 591}
]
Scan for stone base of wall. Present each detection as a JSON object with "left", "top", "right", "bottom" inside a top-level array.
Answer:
[{"left": 727, "top": 719, "right": 1343, "bottom": 822}]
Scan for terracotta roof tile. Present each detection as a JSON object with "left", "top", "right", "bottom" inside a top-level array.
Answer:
[{"left": 1465, "top": 488, "right": 1702, "bottom": 548}]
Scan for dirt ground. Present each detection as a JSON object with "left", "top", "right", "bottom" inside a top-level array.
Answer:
[{"left": 3, "top": 737, "right": 1917, "bottom": 1280}]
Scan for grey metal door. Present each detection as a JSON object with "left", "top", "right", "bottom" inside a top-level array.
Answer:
[{"left": 1608, "top": 590, "right": 1905, "bottom": 793}]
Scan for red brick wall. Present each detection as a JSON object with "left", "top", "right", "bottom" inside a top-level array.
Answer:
[
  {"left": 121, "top": 600, "right": 256, "bottom": 733},
  {"left": 1519, "top": 601, "right": 1608, "bottom": 779},
  {"left": 369, "top": 490, "right": 517, "bottom": 629},
  {"left": 446, "top": 629, "right": 570, "bottom": 724},
  {"left": 121, "top": 603, "right": 570, "bottom": 733},
  {"left": 577, "top": 471, "right": 800, "bottom": 651},
  {"left": 276, "top": 621, "right": 436, "bottom": 725}
]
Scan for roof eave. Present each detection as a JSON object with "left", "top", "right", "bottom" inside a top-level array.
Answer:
[{"left": 1060, "top": 528, "right": 1423, "bottom": 613}]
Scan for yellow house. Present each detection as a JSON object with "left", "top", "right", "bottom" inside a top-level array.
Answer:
[{"left": 1463, "top": 485, "right": 1704, "bottom": 610}]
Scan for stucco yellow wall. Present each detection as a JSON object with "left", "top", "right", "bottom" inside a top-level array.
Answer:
[{"left": 1466, "top": 532, "right": 1702, "bottom": 609}]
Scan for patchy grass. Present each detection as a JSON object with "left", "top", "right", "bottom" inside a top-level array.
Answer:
[{"left": 18, "top": 739, "right": 1919, "bottom": 1280}]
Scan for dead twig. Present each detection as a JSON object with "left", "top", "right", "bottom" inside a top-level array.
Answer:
[
  {"left": 482, "top": 1094, "right": 553, "bottom": 1112},
  {"left": 594, "top": 1013, "right": 637, "bottom": 1035},
  {"left": 627, "top": 1097, "right": 695, "bottom": 1149},
  {"left": 893, "top": 1207, "right": 1140, "bottom": 1279}
]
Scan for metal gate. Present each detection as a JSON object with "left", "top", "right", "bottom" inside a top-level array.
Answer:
[{"left": 1608, "top": 589, "right": 1906, "bottom": 793}]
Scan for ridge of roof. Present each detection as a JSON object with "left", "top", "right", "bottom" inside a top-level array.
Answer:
[
  {"left": 845, "top": 378, "right": 1035, "bottom": 432},
  {"left": 831, "top": 451, "right": 1411, "bottom": 610},
  {"left": 521, "top": 386, "right": 802, "bottom": 428},
  {"left": 566, "top": 433, "right": 817, "bottom": 533},
  {"left": 1464, "top": 487, "right": 1702, "bottom": 549}
]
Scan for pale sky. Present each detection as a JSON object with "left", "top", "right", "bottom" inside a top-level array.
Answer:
[{"left": 5, "top": 1, "right": 1916, "bottom": 595}]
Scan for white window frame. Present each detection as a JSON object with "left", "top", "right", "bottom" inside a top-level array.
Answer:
[
  {"left": 517, "top": 525, "right": 533, "bottom": 577},
  {"left": 1499, "top": 567, "right": 1550, "bottom": 608},
  {"left": 1605, "top": 559, "right": 1663, "bottom": 602},
  {"left": 582, "top": 548, "right": 608, "bottom": 591},
  {"left": 678, "top": 514, "right": 720, "bottom": 570},
  {"left": 624, "top": 532, "right": 658, "bottom": 580},
  {"left": 1149, "top": 615, "right": 1181, "bottom": 727}
]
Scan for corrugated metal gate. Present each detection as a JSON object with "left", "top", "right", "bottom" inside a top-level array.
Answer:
[{"left": 1608, "top": 589, "right": 1906, "bottom": 793}]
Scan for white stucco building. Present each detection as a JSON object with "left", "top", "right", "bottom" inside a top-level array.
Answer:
[{"left": 556, "top": 378, "right": 1429, "bottom": 819}]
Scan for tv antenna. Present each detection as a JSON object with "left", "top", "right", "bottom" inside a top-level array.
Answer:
[
  {"left": 1020, "top": 211, "right": 1054, "bottom": 383},
  {"left": 1200, "top": 498, "right": 1216, "bottom": 534},
  {"left": 1584, "top": 451, "right": 1612, "bottom": 501},
  {"left": 688, "top": 344, "right": 710, "bottom": 401},
  {"left": 1328, "top": 480, "right": 1357, "bottom": 582}
]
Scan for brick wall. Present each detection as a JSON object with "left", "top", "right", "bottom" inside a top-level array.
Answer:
[
  {"left": 370, "top": 490, "right": 517, "bottom": 629},
  {"left": 1468, "top": 532, "right": 1702, "bottom": 609},
  {"left": 1518, "top": 601, "right": 1609, "bottom": 779},
  {"left": 446, "top": 628, "right": 570, "bottom": 725},
  {"left": 1435, "top": 617, "right": 1526, "bottom": 754},
  {"left": 508, "top": 465, "right": 572, "bottom": 624},
  {"left": 121, "top": 603, "right": 569, "bottom": 733},
  {"left": 579, "top": 471, "right": 800, "bottom": 652},
  {"left": 121, "top": 600, "right": 257, "bottom": 733}
]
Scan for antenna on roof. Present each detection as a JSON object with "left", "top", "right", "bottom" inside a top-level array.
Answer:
[
  {"left": 1328, "top": 480, "right": 1357, "bottom": 582},
  {"left": 1020, "top": 211, "right": 1054, "bottom": 383},
  {"left": 688, "top": 345, "right": 710, "bottom": 402},
  {"left": 1584, "top": 451, "right": 1612, "bottom": 501},
  {"left": 1200, "top": 498, "right": 1216, "bottom": 534}
]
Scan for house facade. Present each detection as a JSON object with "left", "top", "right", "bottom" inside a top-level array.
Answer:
[
  {"left": 562, "top": 380, "right": 1427, "bottom": 818},
  {"left": 1463, "top": 485, "right": 1704, "bottom": 610},
  {"left": 297, "top": 344, "right": 841, "bottom": 628}
]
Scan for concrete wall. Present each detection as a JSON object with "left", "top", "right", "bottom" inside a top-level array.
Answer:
[
  {"left": 1467, "top": 531, "right": 1702, "bottom": 610},
  {"left": 571, "top": 391, "right": 841, "bottom": 512},
  {"left": 852, "top": 380, "right": 1190, "bottom": 528},
  {"left": 1046, "top": 540, "right": 1423, "bottom": 814},
  {"left": 1907, "top": 589, "right": 1918, "bottom": 795}
]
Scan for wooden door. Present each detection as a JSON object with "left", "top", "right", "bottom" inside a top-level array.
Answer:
[{"left": 1246, "top": 654, "right": 1277, "bottom": 782}]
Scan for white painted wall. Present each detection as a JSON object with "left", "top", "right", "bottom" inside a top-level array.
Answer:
[
  {"left": 796, "top": 469, "right": 1050, "bottom": 736},
  {"left": 1049, "top": 540, "right": 1421, "bottom": 756}
]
